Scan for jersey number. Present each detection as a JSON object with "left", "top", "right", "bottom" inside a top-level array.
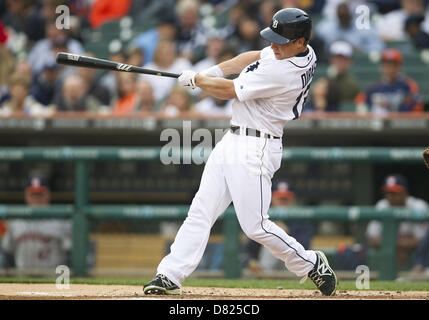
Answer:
[{"left": 292, "top": 84, "right": 311, "bottom": 120}]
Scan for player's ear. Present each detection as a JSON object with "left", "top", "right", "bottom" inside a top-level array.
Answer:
[{"left": 298, "top": 37, "right": 306, "bottom": 48}]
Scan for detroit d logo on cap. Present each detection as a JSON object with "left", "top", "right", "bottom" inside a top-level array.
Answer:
[{"left": 273, "top": 19, "right": 279, "bottom": 28}]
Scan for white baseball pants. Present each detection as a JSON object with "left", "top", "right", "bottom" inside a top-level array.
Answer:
[{"left": 157, "top": 130, "right": 317, "bottom": 286}]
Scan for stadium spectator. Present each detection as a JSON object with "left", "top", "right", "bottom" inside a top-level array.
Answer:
[
  {"left": 0, "top": 73, "right": 52, "bottom": 116},
  {"left": 309, "top": 41, "right": 360, "bottom": 112},
  {"left": 160, "top": 85, "right": 194, "bottom": 117},
  {"left": 366, "top": 174, "right": 429, "bottom": 268},
  {"left": 193, "top": 35, "right": 226, "bottom": 73},
  {"left": 88, "top": 0, "right": 131, "bottom": 30},
  {"left": 321, "top": 0, "right": 372, "bottom": 19},
  {"left": 280, "top": 0, "right": 326, "bottom": 14},
  {"left": 141, "top": 40, "right": 192, "bottom": 105},
  {"left": 375, "top": 0, "right": 426, "bottom": 42},
  {"left": 111, "top": 73, "right": 139, "bottom": 115},
  {"left": 13, "top": 59, "right": 33, "bottom": 80},
  {"left": 354, "top": 48, "right": 424, "bottom": 115},
  {"left": 315, "top": 1, "right": 385, "bottom": 53},
  {"left": 219, "top": 2, "right": 245, "bottom": 42},
  {"left": 132, "top": 16, "right": 177, "bottom": 66},
  {"left": 41, "top": 0, "right": 69, "bottom": 21},
  {"left": 128, "top": 0, "right": 176, "bottom": 25},
  {"left": 193, "top": 44, "right": 237, "bottom": 109},
  {"left": 76, "top": 52, "right": 111, "bottom": 107},
  {"left": 53, "top": 74, "right": 102, "bottom": 112},
  {"left": 404, "top": 14, "right": 429, "bottom": 49},
  {"left": 1, "top": 0, "right": 46, "bottom": 45},
  {"left": 233, "top": 16, "right": 266, "bottom": 53},
  {"left": 1, "top": 173, "right": 72, "bottom": 271},
  {"left": 243, "top": 179, "right": 314, "bottom": 274},
  {"left": 0, "top": 21, "right": 14, "bottom": 105},
  {"left": 194, "top": 96, "right": 233, "bottom": 117},
  {"left": 27, "top": 19, "right": 84, "bottom": 76},
  {"left": 136, "top": 80, "right": 155, "bottom": 112},
  {"left": 31, "top": 61, "right": 62, "bottom": 106},
  {"left": 175, "top": 0, "right": 211, "bottom": 63},
  {"left": 258, "top": 0, "right": 281, "bottom": 27},
  {"left": 99, "top": 50, "right": 127, "bottom": 93},
  {"left": 370, "top": 0, "right": 402, "bottom": 14},
  {"left": 126, "top": 46, "right": 145, "bottom": 68}
]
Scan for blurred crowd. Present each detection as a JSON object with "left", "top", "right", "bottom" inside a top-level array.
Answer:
[{"left": 0, "top": 0, "right": 429, "bottom": 118}]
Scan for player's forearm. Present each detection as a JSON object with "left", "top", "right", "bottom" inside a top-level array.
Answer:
[
  {"left": 195, "top": 74, "right": 237, "bottom": 100},
  {"left": 218, "top": 51, "right": 260, "bottom": 76}
]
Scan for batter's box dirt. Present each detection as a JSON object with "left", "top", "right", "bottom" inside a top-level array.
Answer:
[{"left": 0, "top": 284, "right": 428, "bottom": 300}]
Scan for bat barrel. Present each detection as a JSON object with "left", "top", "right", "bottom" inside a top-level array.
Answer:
[
  {"left": 56, "top": 53, "right": 116, "bottom": 70},
  {"left": 56, "top": 52, "right": 180, "bottom": 78}
]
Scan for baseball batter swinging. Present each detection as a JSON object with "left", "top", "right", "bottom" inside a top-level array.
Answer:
[{"left": 144, "top": 8, "right": 338, "bottom": 296}]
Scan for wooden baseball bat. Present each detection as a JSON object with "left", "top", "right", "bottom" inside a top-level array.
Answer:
[{"left": 56, "top": 52, "right": 180, "bottom": 78}]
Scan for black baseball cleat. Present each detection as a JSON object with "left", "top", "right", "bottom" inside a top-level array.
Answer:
[
  {"left": 301, "top": 251, "right": 338, "bottom": 296},
  {"left": 143, "top": 274, "right": 180, "bottom": 295}
]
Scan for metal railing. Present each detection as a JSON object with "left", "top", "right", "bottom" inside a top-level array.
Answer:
[{"left": 0, "top": 146, "right": 427, "bottom": 280}]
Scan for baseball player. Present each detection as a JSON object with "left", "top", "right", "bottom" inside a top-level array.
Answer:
[
  {"left": 144, "top": 8, "right": 337, "bottom": 296},
  {"left": 1, "top": 173, "right": 72, "bottom": 271}
]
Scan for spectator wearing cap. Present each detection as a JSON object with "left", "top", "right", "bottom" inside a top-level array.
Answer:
[
  {"left": 243, "top": 180, "right": 314, "bottom": 274},
  {"left": 315, "top": 1, "right": 385, "bottom": 54},
  {"left": 31, "top": 61, "right": 62, "bottom": 106},
  {"left": 309, "top": 40, "right": 360, "bottom": 112},
  {"left": 404, "top": 14, "right": 429, "bottom": 49},
  {"left": 354, "top": 48, "right": 424, "bottom": 115},
  {"left": 366, "top": 174, "right": 429, "bottom": 268},
  {"left": 1, "top": 173, "right": 72, "bottom": 271}
]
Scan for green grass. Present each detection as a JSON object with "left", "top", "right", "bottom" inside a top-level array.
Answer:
[{"left": 0, "top": 277, "right": 429, "bottom": 291}]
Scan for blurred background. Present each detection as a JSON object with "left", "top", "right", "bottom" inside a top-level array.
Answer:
[{"left": 0, "top": 0, "right": 428, "bottom": 282}]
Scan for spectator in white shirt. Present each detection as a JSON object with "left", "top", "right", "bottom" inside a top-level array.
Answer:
[
  {"left": 375, "top": 0, "right": 426, "bottom": 41},
  {"left": 140, "top": 40, "right": 192, "bottom": 105}
]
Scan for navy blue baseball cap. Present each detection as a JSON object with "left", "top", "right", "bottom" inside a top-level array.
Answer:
[
  {"left": 260, "top": 8, "right": 312, "bottom": 45},
  {"left": 382, "top": 174, "right": 408, "bottom": 193},
  {"left": 272, "top": 179, "right": 295, "bottom": 199}
]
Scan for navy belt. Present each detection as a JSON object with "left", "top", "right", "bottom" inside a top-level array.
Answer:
[{"left": 230, "top": 125, "right": 280, "bottom": 139}]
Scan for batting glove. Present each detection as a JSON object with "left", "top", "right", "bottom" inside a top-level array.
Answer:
[{"left": 178, "top": 70, "right": 197, "bottom": 89}]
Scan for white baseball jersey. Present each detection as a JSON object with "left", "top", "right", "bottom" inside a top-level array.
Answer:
[
  {"left": 366, "top": 197, "right": 429, "bottom": 240},
  {"left": 156, "top": 46, "right": 320, "bottom": 287},
  {"left": 1, "top": 219, "right": 72, "bottom": 269},
  {"left": 232, "top": 45, "right": 316, "bottom": 137}
]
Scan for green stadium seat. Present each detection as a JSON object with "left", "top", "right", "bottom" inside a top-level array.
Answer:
[{"left": 339, "top": 101, "right": 356, "bottom": 112}]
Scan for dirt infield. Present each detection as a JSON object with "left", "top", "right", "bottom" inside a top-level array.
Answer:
[{"left": 0, "top": 283, "right": 428, "bottom": 300}]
